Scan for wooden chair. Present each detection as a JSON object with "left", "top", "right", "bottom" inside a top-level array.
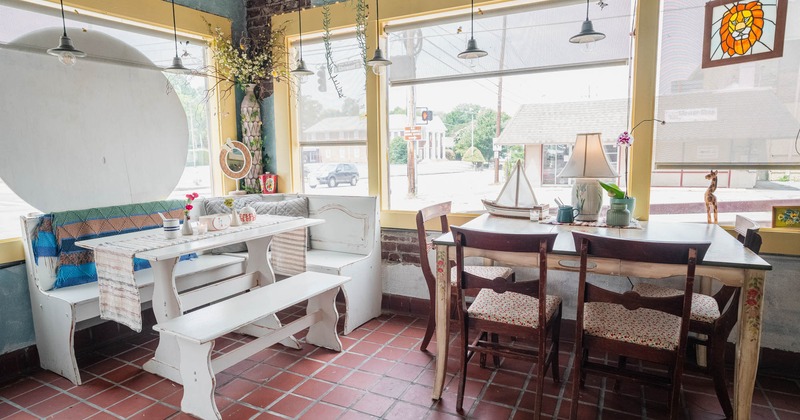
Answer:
[
  {"left": 415, "top": 202, "right": 515, "bottom": 351},
  {"left": 570, "top": 231, "right": 711, "bottom": 420},
  {"left": 632, "top": 215, "right": 762, "bottom": 418},
  {"left": 451, "top": 226, "right": 562, "bottom": 418}
]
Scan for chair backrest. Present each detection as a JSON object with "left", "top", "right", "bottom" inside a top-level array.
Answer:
[
  {"left": 415, "top": 202, "right": 453, "bottom": 287},
  {"left": 734, "top": 215, "right": 762, "bottom": 254},
  {"left": 571, "top": 231, "right": 710, "bottom": 354},
  {"left": 451, "top": 226, "right": 558, "bottom": 326}
]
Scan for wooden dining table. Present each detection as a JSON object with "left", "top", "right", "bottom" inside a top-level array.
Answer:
[{"left": 431, "top": 214, "right": 772, "bottom": 419}]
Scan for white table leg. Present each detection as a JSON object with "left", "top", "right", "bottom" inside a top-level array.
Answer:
[
  {"left": 143, "top": 257, "right": 184, "bottom": 384},
  {"left": 240, "top": 236, "right": 301, "bottom": 350},
  {"left": 176, "top": 338, "right": 219, "bottom": 420},
  {"left": 305, "top": 287, "right": 343, "bottom": 351},
  {"left": 734, "top": 269, "right": 766, "bottom": 420},
  {"left": 432, "top": 244, "right": 451, "bottom": 400}
]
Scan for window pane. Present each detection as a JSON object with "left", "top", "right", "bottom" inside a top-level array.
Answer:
[
  {"left": 650, "top": 1, "right": 800, "bottom": 223},
  {"left": 385, "top": 0, "right": 632, "bottom": 213},
  {"left": 302, "top": 147, "right": 367, "bottom": 194},
  {"left": 294, "top": 36, "right": 368, "bottom": 196}
]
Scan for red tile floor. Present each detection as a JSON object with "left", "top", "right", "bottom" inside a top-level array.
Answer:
[{"left": 1, "top": 307, "right": 799, "bottom": 419}]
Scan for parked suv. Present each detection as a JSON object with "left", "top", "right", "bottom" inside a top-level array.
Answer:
[{"left": 309, "top": 163, "right": 359, "bottom": 188}]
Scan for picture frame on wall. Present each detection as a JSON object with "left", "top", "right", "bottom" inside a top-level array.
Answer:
[
  {"left": 702, "top": 0, "right": 788, "bottom": 69},
  {"left": 771, "top": 205, "right": 800, "bottom": 228}
]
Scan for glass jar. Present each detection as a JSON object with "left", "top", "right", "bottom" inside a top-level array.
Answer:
[{"left": 606, "top": 202, "right": 631, "bottom": 227}]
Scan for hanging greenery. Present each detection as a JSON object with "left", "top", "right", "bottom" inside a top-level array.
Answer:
[
  {"left": 321, "top": 2, "right": 344, "bottom": 98},
  {"left": 354, "top": 0, "right": 367, "bottom": 72},
  {"left": 317, "top": 0, "right": 368, "bottom": 98}
]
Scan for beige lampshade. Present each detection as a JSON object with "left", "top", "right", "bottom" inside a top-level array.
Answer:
[{"left": 558, "top": 133, "right": 618, "bottom": 178}]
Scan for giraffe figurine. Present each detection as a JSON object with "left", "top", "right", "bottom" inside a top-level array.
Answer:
[{"left": 704, "top": 170, "right": 718, "bottom": 224}]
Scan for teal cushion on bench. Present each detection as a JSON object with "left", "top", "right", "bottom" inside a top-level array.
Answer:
[{"left": 32, "top": 200, "right": 194, "bottom": 290}]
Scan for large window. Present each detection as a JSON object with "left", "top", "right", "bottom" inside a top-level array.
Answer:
[
  {"left": 0, "top": 3, "right": 214, "bottom": 239},
  {"left": 385, "top": 1, "right": 633, "bottom": 213},
  {"left": 294, "top": 36, "right": 368, "bottom": 195},
  {"left": 650, "top": 0, "right": 800, "bottom": 223}
]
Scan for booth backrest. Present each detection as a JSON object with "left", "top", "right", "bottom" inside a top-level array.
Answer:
[
  {"left": 307, "top": 195, "right": 376, "bottom": 256},
  {"left": 22, "top": 200, "right": 185, "bottom": 292}
]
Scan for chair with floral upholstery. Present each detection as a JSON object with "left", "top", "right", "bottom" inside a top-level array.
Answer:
[
  {"left": 451, "top": 226, "right": 561, "bottom": 418},
  {"left": 632, "top": 215, "right": 762, "bottom": 418},
  {"left": 569, "top": 231, "right": 711, "bottom": 420},
  {"left": 415, "top": 202, "right": 515, "bottom": 352}
]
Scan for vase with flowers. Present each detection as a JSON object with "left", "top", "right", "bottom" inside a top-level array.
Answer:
[
  {"left": 224, "top": 197, "right": 242, "bottom": 227},
  {"left": 182, "top": 192, "right": 199, "bottom": 235}
]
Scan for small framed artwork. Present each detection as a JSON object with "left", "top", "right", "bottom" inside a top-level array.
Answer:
[
  {"left": 771, "top": 206, "right": 800, "bottom": 228},
  {"left": 702, "top": 0, "right": 788, "bottom": 69}
]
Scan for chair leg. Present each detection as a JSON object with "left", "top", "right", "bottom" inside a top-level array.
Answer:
[
  {"left": 456, "top": 319, "right": 469, "bottom": 413},
  {"left": 709, "top": 335, "right": 733, "bottom": 419},
  {"left": 579, "top": 348, "right": 589, "bottom": 388},
  {"left": 551, "top": 309, "right": 562, "bottom": 383},
  {"left": 613, "top": 356, "right": 627, "bottom": 392},
  {"left": 491, "top": 333, "right": 501, "bottom": 367},
  {"left": 479, "top": 331, "right": 488, "bottom": 368},
  {"left": 569, "top": 343, "right": 584, "bottom": 420},
  {"left": 668, "top": 366, "right": 682, "bottom": 420},
  {"left": 420, "top": 309, "right": 435, "bottom": 352},
  {"left": 534, "top": 342, "right": 546, "bottom": 420}
]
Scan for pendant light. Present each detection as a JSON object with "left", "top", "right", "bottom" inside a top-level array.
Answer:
[
  {"left": 47, "top": 0, "right": 86, "bottom": 66},
  {"left": 457, "top": 0, "right": 487, "bottom": 61},
  {"left": 569, "top": 0, "right": 605, "bottom": 44},
  {"left": 291, "top": 8, "right": 314, "bottom": 79},
  {"left": 164, "top": 0, "right": 191, "bottom": 74},
  {"left": 366, "top": 0, "right": 392, "bottom": 75}
]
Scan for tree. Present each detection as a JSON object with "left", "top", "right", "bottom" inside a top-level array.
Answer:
[
  {"left": 389, "top": 106, "right": 406, "bottom": 115},
  {"left": 443, "top": 103, "right": 486, "bottom": 136},
  {"left": 389, "top": 137, "right": 408, "bottom": 164},
  {"left": 448, "top": 106, "right": 511, "bottom": 162}
]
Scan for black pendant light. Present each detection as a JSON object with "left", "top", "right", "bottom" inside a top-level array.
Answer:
[
  {"left": 457, "top": 0, "right": 487, "bottom": 60},
  {"left": 291, "top": 8, "right": 314, "bottom": 78},
  {"left": 164, "top": 0, "right": 191, "bottom": 74},
  {"left": 47, "top": 0, "right": 86, "bottom": 66},
  {"left": 366, "top": 0, "right": 392, "bottom": 75},
  {"left": 569, "top": 0, "right": 606, "bottom": 44}
]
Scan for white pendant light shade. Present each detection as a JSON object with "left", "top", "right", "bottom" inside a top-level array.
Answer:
[{"left": 47, "top": 0, "right": 85, "bottom": 66}]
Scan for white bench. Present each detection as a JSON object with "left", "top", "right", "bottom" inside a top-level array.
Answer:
[
  {"left": 192, "top": 194, "right": 381, "bottom": 335},
  {"left": 20, "top": 213, "right": 248, "bottom": 385},
  {"left": 154, "top": 271, "right": 349, "bottom": 420}
]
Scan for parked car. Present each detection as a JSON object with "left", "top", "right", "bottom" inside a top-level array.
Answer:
[{"left": 309, "top": 163, "right": 359, "bottom": 188}]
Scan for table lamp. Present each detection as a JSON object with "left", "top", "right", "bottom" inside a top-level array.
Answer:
[{"left": 558, "top": 133, "right": 617, "bottom": 221}]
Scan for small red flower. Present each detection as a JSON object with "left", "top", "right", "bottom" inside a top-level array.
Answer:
[
  {"left": 747, "top": 289, "right": 759, "bottom": 299},
  {"left": 192, "top": 192, "right": 199, "bottom": 199},
  {"left": 185, "top": 204, "right": 194, "bottom": 211},
  {"left": 746, "top": 298, "right": 757, "bottom": 307}
]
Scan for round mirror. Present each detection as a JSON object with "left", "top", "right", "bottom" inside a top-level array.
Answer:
[{"left": 219, "top": 140, "right": 252, "bottom": 180}]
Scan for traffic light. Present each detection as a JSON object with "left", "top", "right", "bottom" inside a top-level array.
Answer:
[
  {"left": 421, "top": 109, "right": 433, "bottom": 121},
  {"left": 317, "top": 68, "right": 327, "bottom": 92}
]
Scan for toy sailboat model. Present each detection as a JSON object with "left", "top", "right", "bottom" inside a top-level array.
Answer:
[{"left": 481, "top": 160, "right": 545, "bottom": 218}]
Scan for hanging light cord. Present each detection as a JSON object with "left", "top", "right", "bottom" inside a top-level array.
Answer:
[
  {"left": 471, "top": 0, "right": 476, "bottom": 39},
  {"left": 170, "top": 0, "right": 179, "bottom": 57},
  {"left": 585, "top": 0, "right": 590, "bottom": 20},
  {"left": 59, "top": 0, "right": 67, "bottom": 36},
  {"left": 298, "top": 9, "right": 304, "bottom": 58}
]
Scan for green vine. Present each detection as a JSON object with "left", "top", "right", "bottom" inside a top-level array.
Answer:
[
  {"left": 354, "top": 0, "right": 367, "bottom": 74},
  {"left": 321, "top": 2, "right": 345, "bottom": 98}
]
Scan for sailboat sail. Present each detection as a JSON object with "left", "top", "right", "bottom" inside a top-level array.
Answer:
[{"left": 482, "top": 160, "right": 543, "bottom": 218}]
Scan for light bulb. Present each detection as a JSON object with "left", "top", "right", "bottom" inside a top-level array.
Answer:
[
  {"left": 371, "top": 64, "right": 386, "bottom": 76},
  {"left": 467, "top": 57, "right": 477, "bottom": 68},
  {"left": 58, "top": 51, "right": 77, "bottom": 66}
]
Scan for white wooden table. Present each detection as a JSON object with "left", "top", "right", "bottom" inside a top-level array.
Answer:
[
  {"left": 77, "top": 216, "right": 323, "bottom": 384},
  {"left": 431, "top": 215, "right": 772, "bottom": 419}
]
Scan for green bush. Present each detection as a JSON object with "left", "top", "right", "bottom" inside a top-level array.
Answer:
[{"left": 389, "top": 137, "right": 408, "bottom": 164}]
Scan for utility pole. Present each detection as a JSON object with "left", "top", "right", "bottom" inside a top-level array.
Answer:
[{"left": 494, "top": 15, "right": 507, "bottom": 184}]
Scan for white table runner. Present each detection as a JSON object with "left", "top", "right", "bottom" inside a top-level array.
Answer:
[{"left": 94, "top": 215, "right": 300, "bottom": 331}]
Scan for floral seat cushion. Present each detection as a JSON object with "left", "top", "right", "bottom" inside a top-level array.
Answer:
[
  {"left": 583, "top": 302, "right": 681, "bottom": 351},
  {"left": 468, "top": 289, "right": 561, "bottom": 329},
  {"left": 632, "top": 283, "right": 721, "bottom": 324},
  {"left": 450, "top": 265, "right": 513, "bottom": 285}
]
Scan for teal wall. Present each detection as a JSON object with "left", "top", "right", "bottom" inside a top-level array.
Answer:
[{"left": 0, "top": 0, "right": 245, "bottom": 356}]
